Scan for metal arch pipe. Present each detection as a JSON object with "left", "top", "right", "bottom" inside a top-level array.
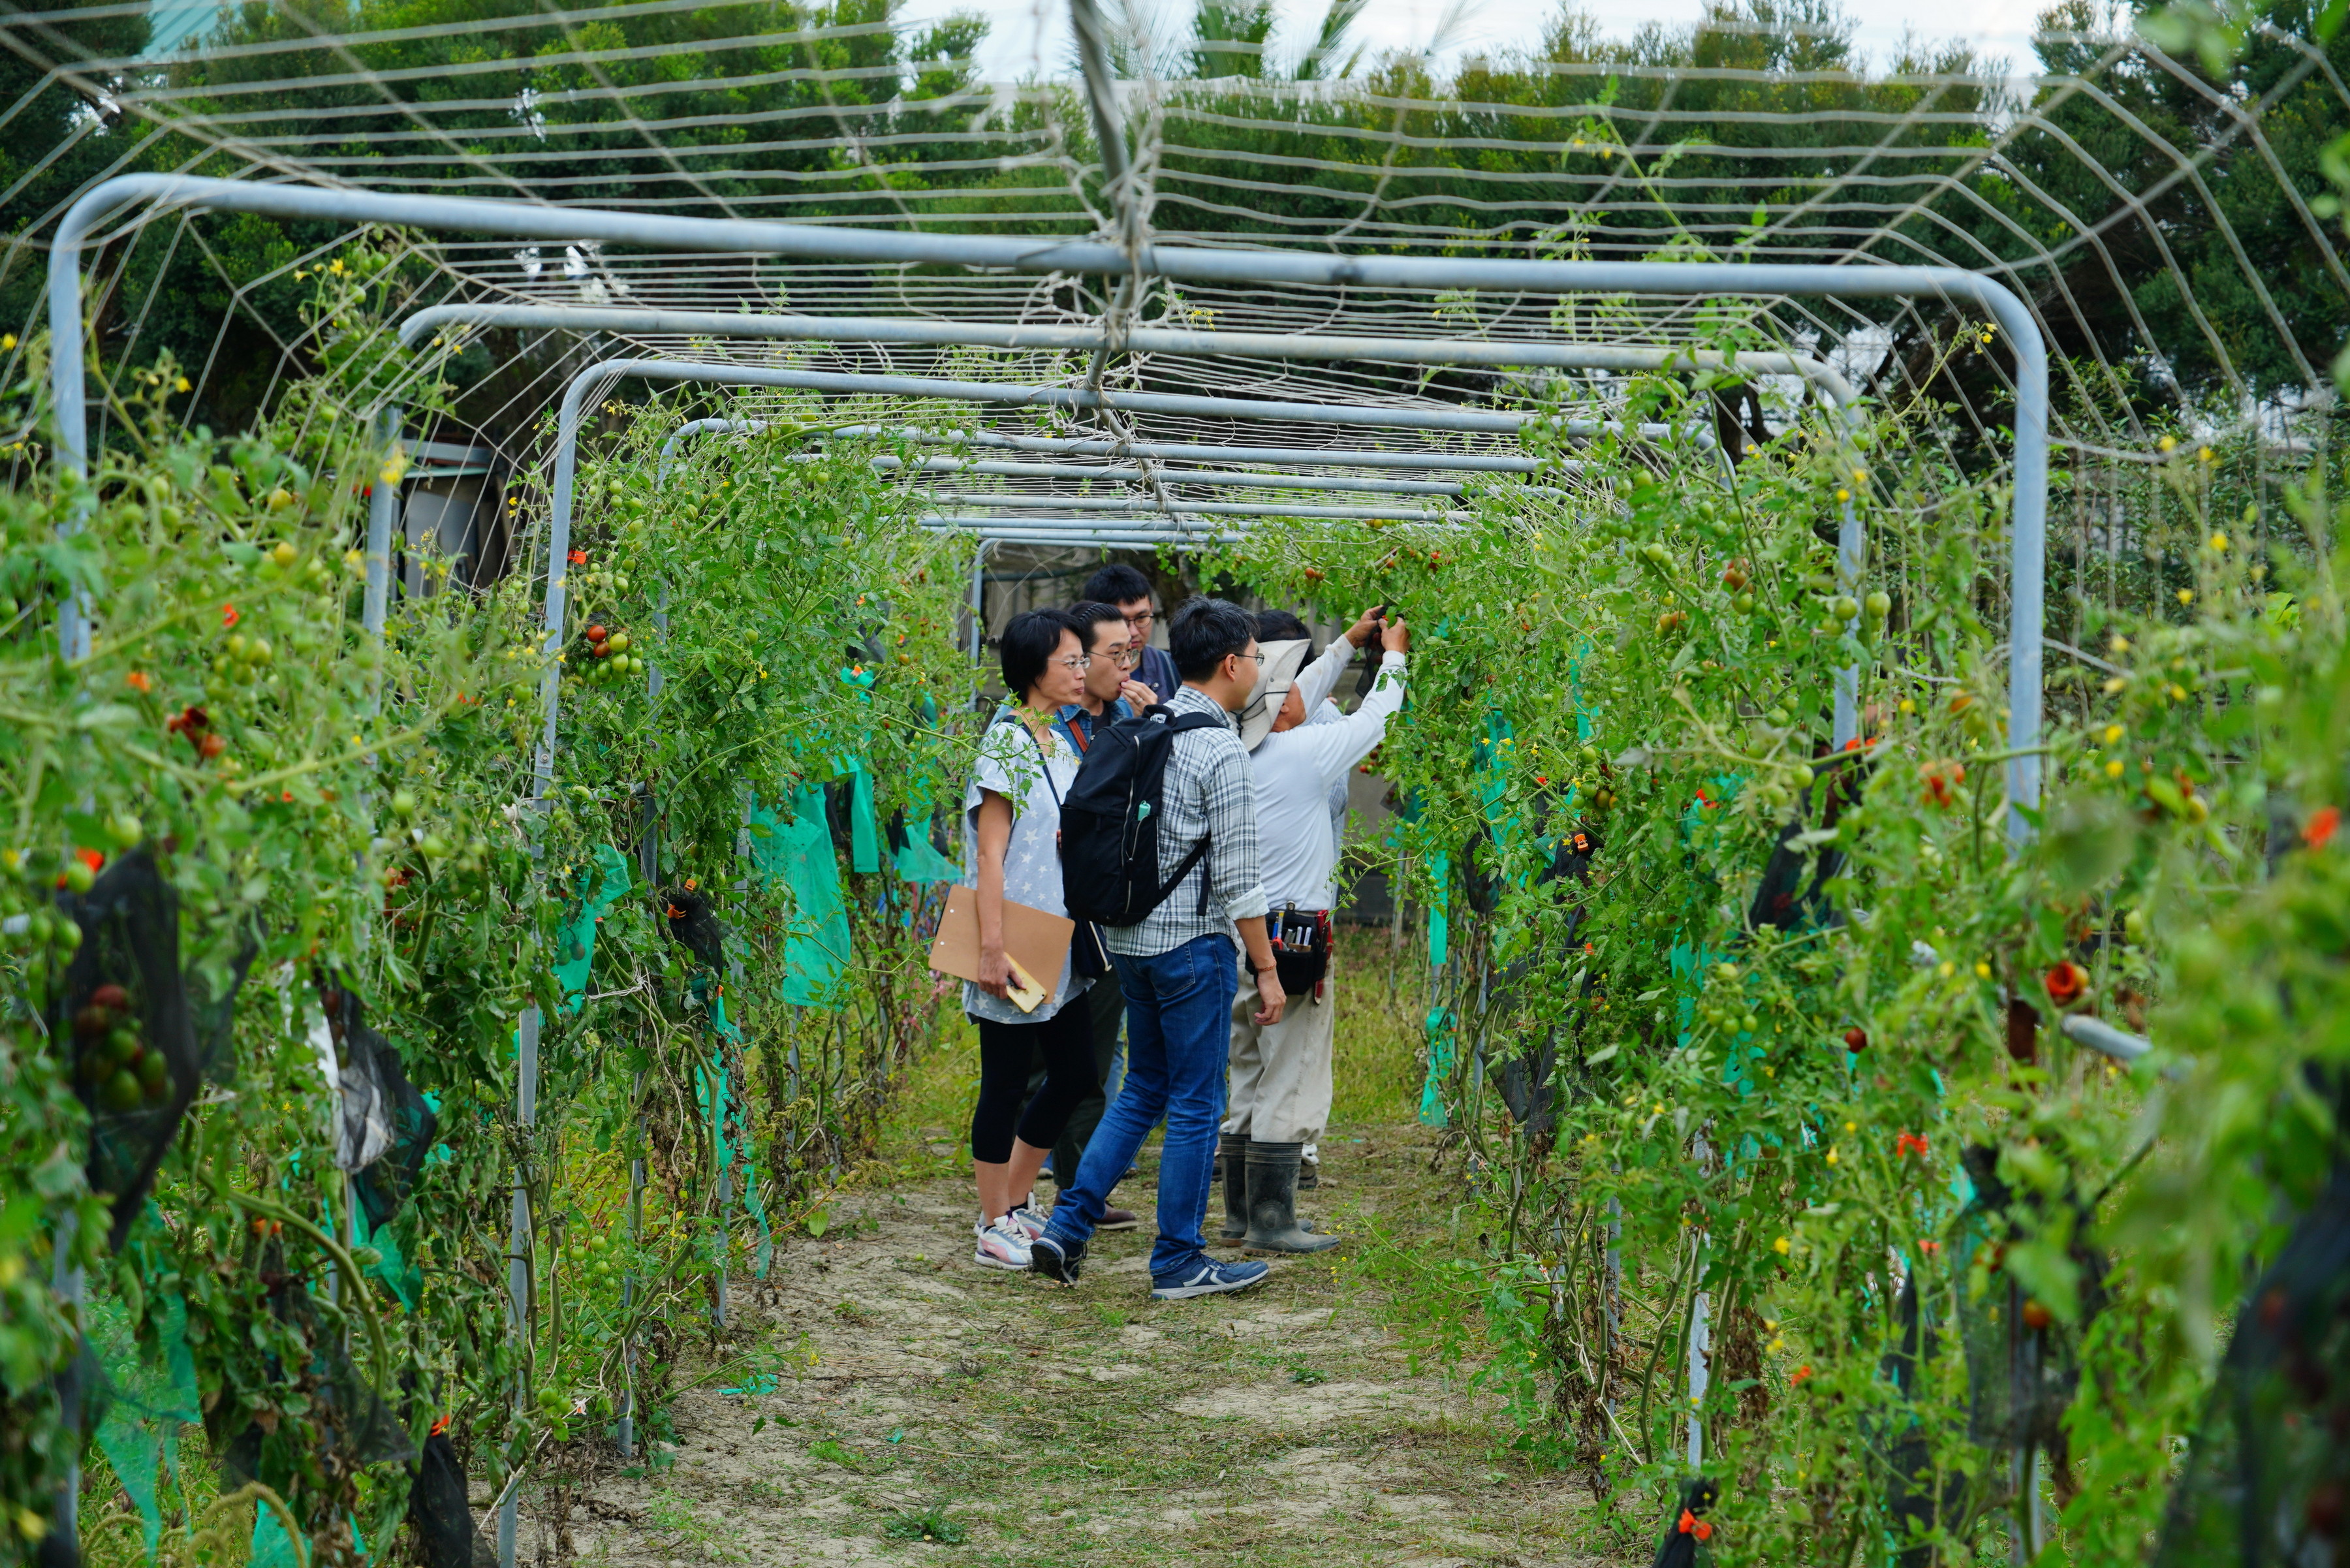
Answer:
[
  {"left": 48, "top": 172, "right": 2042, "bottom": 827},
  {"left": 652, "top": 416, "right": 1543, "bottom": 495},
  {"left": 823, "top": 426, "right": 1550, "bottom": 474},
  {"left": 393, "top": 302, "right": 1862, "bottom": 407},
  {"left": 541, "top": 354, "right": 1348, "bottom": 801}
]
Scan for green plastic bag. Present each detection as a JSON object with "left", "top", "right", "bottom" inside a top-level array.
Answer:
[
  {"left": 748, "top": 785, "right": 852, "bottom": 1005},
  {"left": 552, "top": 844, "right": 633, "bottom": 1011}
]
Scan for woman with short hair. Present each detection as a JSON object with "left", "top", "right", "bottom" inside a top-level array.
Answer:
[{"left": 960, "top": 608, "right": 1097, "bottom": 1269}]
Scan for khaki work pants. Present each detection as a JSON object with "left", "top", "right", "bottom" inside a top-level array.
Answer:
[{"left": 1221, "top": 949, "right": 1336, "bottom": 1145}]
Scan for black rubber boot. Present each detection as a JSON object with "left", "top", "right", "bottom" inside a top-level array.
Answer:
[
  {"left": 1244, "top": 1141, "right": 1341, "bottom": 1253},
  {"left": 1219, "top": 1134, "right": 1251, "bottom": 1240}
]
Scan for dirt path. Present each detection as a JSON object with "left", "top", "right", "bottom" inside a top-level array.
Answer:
[{"left": 522, "top": 1122, "right": 1617, "bottom": 1568}]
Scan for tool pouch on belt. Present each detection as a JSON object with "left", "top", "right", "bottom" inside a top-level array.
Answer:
[{"left": 1268, "top": 904, "right": 1332, "bottom": 999}]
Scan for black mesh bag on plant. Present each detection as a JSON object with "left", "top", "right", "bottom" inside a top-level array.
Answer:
[
  {"left": 1871, "top": 1271, "right": 1982, "bottom": 1566},
  {"left": 662, "top": 886, "right": 726, "bottom": 970},
  {"left": 315, "top": 977, "right": 438, "bottom": 1228},
  {"left": 1952, "top": 1144, "right": 2107, "bottom": 1482},
  {"left": 53, "top": 848, "right": 250, "bottom": 1250},
  {"left": 216, "top": 1249, "right": 413, "bottom": 1506},
  {"left": 1648, "top": 1475, "right": 1719, "bottom": 1568},
  {"left": 406, "top": 1430, "right": 478, "bottom": 1568},
  {"left": 2150, "top": 1165, "right": 2350, "bottom": 1568}
]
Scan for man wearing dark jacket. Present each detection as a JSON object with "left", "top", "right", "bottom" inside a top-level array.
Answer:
[{"left": 1080, "top": 564, "right": 1180, "bottom": 706}]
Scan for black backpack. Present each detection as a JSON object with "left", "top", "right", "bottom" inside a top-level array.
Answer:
[{"left": 1060, "top": 706, "right": 1227, "bottom": 926}]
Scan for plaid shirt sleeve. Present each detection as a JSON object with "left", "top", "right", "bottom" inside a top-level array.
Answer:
[{"left": 1197, "top": 734, "right": 1268, "bottom": 924}]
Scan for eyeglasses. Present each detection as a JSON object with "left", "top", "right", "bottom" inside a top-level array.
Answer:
[
  {"left": 1050, "top": 653, "right": 1094, "bottom": 672},
  {"left": 1229, "top": 650, "right": 1264, "bottom": 666},
  {"left": 1103, "top": 645, "right": 1143, "bottom": 668},
  {"left": 1123, "top": 608, "right": 1156, "bottom": 631}
]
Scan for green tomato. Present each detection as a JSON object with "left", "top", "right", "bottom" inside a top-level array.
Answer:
[
  {"left": 63, "top": 860, "right": 95, "bottom": 895},
  {"left": 106, "top": 813, "right": 144, "bottom": 850},
  {"left": 391, "top": 789, "right": 418, "bottom": 820},
  {"left": 1864, "top": 590, "right": 1892, "bottom": 621},
  {"left": 100, "top": 1070, "right": 144, "bottom": 1113}
]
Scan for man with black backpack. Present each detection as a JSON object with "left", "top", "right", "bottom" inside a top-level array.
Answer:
[{"left": 1030, "top": 598, "right": 1288, "bottom": 1300}]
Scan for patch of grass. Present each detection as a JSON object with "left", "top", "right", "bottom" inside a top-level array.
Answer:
[
  {"left": 1330, "top": 925, "right": 1434, "bottom": 1125},
  {"left": 807, "top": 1437, "right": 894, "bottom": 1475},
  {"left": 1091, "top": 1304, "right": 1127, "bottom": 1328},
  {"left": 832, "top": 1299, "right": 877, "bottom": 1326},
  {"left": 643, "top": 1488, "right": 747, "bottom": 1561},
  {"left": 1289, "top": 1363, "right": 1329, "bottom": 1386},
  {"left": 882, "top": 1506, "right": 968, "bottom": 1545}
]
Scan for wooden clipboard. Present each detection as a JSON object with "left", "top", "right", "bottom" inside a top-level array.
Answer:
[{"left": 927, "top": 885, "right": 1073, "bottom": 1013}]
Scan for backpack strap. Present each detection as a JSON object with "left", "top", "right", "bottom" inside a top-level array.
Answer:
[{"left": 1152, "top": 710, "right": 1231, "bottom": 916}]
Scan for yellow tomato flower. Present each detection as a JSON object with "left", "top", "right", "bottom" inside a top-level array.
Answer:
[
  {"left": 1974, "top": 961, "right": 1992, "bottom": 979},
  {"left": 2178, "top": 588, "right": 2195, "bottom": 606},
  {"left": 2103, "top": 723, "right": 2124, "bottom": 744},
  {"left": 1773, "top": 1236, "right": 1791, "bottom": 1255},
  {"left": 2105, "top": 759, "right": 2125, "bottom": 779},
  {"left": 2210, "top": 532, "right": 2229, "bottom": 552}
]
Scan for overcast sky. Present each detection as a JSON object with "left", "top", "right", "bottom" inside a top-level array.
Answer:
[{"left": 901, "top": 0, "right": 2052, "bottom": 84}]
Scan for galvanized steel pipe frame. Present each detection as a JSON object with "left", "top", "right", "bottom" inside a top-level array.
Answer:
[
  {"left": 392, "top": 301, "right": 1861, "bottom": 405},
  {"left": 657, "top": 415, "right": 1492, "bottom": 501},
  {"left": 51, "top": 173, "right": 2048, "bottom": 832}
]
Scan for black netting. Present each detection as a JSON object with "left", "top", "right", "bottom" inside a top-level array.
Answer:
[
  {"left": 1747, "top": 750, "right": 1868, "bottom": 933},
  {"left": 662, "top": 886, "right": 726, "bottom": 971},
  {"left": 2151, "top": 1167, "right": 2350, "bottom": 1568},
  {"left": 54, "top": 849, "right": 250, "bottom": 1250},
  {"left": 314, "top": 978, "right": 438, "bottom": 1219},
  {"left": 1873, "top": 1271, "right": 1981, "bottom": 1565},
  {"left": 1648, "top": 1476, "right": 1719, "bottom": 1568},
  {"left": 1954, "top": 1146, "right": 2105, "bottom": 1471},
  {"left": 217, "top": 1252, "right": 413, "bottom": 1503},
  {"left": 405, "top": 1432, "right": 478, "bottom": 1568}
]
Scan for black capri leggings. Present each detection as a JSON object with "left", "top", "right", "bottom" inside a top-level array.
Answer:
[{"left": 970, "top": 999, "right": 1096, "bottom": 1164}]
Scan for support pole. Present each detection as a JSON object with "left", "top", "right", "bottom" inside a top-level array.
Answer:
[
  {"left": 501, "top": 1006, "right": 539, "bottom": 1568},
  {"left": 1832, "top": 495, "right": 1861, "bottom": 749},
  {"left": 366, "top": 405, "right": 402, "bottom": 638},
  {"left": 50, "top": 1211, "right": 81, "bottom": 1565}
]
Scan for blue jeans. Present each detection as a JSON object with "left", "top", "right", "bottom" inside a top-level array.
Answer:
[{"left": 1042, "top": 933, "right": 1238, "bottom": 1278}]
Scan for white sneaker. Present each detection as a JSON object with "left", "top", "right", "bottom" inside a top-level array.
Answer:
[
  {"left": 1007, "top": 1203, "right": 1050, "bottom": 1240},
  {"left": 973, "top": 1216, "right": 1033, "bottom": 1271}
]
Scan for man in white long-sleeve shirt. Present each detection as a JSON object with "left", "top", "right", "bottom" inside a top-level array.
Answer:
[{"left": 1221, "top": 607, "right": 1407, "bottom": 1252}]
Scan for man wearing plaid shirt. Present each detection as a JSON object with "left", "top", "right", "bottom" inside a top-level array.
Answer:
[{"left": 1032, "top": 597, "right": 1289, "bottom": 1301}]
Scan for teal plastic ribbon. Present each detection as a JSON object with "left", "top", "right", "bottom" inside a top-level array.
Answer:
[
  {"left": 1418, "top": 1005, "right": 1456, "bottom": 1127},
  {"left": 695, "top": 988, "right": 774, "bottom": 1278},
  {"left": 552, "top": 844, "right": 633, "bottom": 1011}
]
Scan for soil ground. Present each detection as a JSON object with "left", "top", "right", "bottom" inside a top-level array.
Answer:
[
  {"left": 524, "top": 1124, "right": 1616, "bottom": 1568},
  {"left": 509, "top": 933, "right": 1629, "bottom": 1568}
]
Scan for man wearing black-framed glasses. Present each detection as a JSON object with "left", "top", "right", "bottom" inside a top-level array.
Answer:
[
  {"left": 1031, "top": 596, "right": 1285, "bottom": 1303},
  {"left": 1081, "top": 563, "right": 1180, "bottom": 706}
]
